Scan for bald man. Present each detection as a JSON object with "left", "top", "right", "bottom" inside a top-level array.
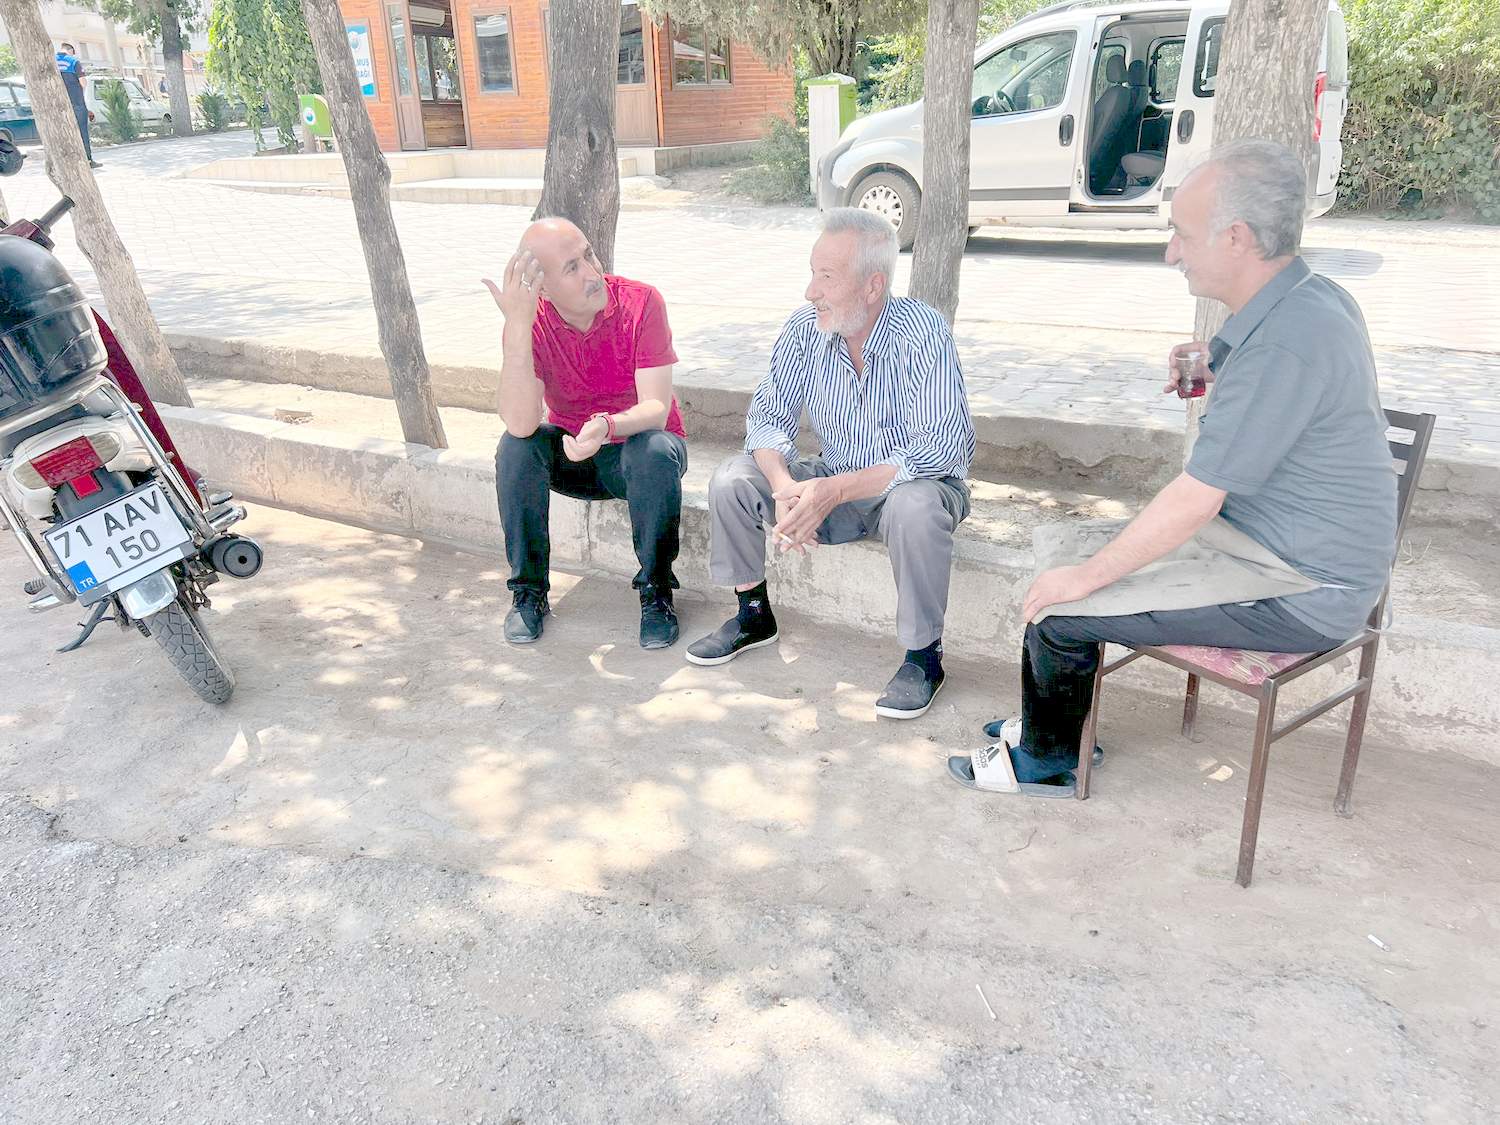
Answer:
[{"left": 484, "top": 219, "right": 687, "bottom": 649}]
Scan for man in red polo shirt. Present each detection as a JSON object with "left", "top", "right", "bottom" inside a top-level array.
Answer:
[{"left": 484, "top": 217, "right": 687, "bottom": 649}]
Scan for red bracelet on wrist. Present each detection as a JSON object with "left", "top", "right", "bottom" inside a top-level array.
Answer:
[{"left": 591, "top": 412, "right": 617, "bottom": 443}]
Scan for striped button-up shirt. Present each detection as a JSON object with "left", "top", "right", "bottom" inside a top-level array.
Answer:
[{"left": 745, "top": 297, "right": 975, "bottom": 488}]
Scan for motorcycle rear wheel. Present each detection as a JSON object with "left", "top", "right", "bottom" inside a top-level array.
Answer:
[{"left": 147, "top": 595, "right": 236, "bottom": 704}]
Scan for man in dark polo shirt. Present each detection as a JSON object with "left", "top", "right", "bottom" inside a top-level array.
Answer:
[
  {"left": 484, "top": 217, "right": 687, "bottom": 649},
  {"left": 951, "top": 138, "right": 1398, "bottom": 796}
]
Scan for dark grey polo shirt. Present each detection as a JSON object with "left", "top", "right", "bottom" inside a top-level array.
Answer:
[{"left": 1186, "top": 257, "right": 1397, "bottom": 640}]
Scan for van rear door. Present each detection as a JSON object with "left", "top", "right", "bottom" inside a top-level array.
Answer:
[{"left": 1314, "top": 3, "right": 1350, "bottom": 200}]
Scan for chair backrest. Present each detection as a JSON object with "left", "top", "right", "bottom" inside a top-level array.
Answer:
[{"left": 1372, "top": 407, "right": 1437, "bottom": 626}]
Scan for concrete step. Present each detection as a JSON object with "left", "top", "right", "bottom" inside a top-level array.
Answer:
[
  {"left": 166, "top": 331, "right": 1500, "bottom": 526},
  {"left": 159, "top": 396, "right": 1500, "bottom": 764}
]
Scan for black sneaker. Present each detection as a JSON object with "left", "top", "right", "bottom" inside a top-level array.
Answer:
[
  {"left": 874, "top": 660, "right": 945, "bottom": 719},
  {"left": 685, "top": 612, "right": 778, "bottom": 666},
  {"left": 639, "top": 586, "right": 679, "bottom": 650},
  {"left": 504, "top": 589, "right": 549, "bottom": 644}
]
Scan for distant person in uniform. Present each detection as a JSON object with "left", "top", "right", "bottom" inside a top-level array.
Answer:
[{"left": 55, "top": 42, "right": 100, "bottom": 169}]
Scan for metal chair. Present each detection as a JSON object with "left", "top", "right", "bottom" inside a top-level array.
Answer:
[{"left": 1075, "top": 408, "right": 1437, "bottom": 886}]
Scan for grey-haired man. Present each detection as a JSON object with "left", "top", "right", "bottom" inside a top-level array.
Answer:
[
  {"left": 955, "top": 139, "right": 1397, "bottom": 796},
  {"left": 686, "top": 208, "right": 976, "bottom": 720}
]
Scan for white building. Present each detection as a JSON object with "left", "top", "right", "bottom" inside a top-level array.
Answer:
[{"left": 0, "top": 0, "right": 211, "bottom": 97}]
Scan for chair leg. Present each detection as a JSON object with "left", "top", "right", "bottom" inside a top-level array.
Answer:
[
  {"left": 1335, "top": 639, "right": 1380, "bottom": 819},
  {"left": 1236, "top": 682, "right": 1279, "bottom": 887},
  {"left": 1181, "top": 673, "right": 1201, "bottom": 739},
  {"left": 1076, "top": 643, "right": 1107, "bottom": 801}
]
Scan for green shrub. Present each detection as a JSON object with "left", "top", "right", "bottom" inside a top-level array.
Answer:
[
  {"left": 198, "top": 90, "right": 231, "bottom": 133},
  {"left": 727, "top": 115, "right": 814, "bottom": 205},
  {"left": 1338, "top": 0, "right": 1500, "bottom": 221},
  {"left": 97, "top": 79, "right": 142, "bottom": 143}
]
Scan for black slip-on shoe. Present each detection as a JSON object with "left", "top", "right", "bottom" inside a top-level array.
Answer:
[
  {"left": 684, "top": 613, "right": 778, "bottom": 666},
  {"left": 875, "top": 660, "right": 944, "bottom": 719}
]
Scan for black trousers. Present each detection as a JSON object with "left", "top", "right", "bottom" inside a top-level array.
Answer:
[
  {"left": 1014, "top": 599, "right": 1343, "bottom": 782},
  {"left": 71, "top": 101, "right": 93, "bottom": 162},
  {"left": 496, "top": 424, "right": 687, "bottom": 595}
]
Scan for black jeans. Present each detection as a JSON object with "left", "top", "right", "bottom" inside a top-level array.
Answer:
[
  {"left": 496, "top": 424, "right": 687, "bottom": 596},
  {"left": 71, "top": 101, "right": 93, "bottom": 162},
  {"left": 1014, "top": 599, "right": 1343, "bottom": 783}
]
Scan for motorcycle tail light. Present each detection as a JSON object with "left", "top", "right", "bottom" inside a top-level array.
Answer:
[{"left": 14, "top": 433, "right": 119, "bottom": 491}]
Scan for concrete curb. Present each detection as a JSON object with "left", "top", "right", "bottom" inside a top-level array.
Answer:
[
  {"left": 162, "top": 405, "right": 1500, "bottom": 764},
  {"left": 166, "top": 331, "right": 1500, "bottom": 519}
]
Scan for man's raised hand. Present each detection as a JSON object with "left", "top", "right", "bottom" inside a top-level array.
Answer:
[{"left": 483, "top": 249, "right": 543, "bottom": 328}]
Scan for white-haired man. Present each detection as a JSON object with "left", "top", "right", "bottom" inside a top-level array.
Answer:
[
  {"left": 953, "top": 139, "right": 1397, "bottom": 797},
  {"left": 686, "top": 208, "right": 976, "bottom": 719}
]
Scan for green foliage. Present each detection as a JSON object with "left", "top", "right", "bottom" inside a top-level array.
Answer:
[
  {"left": 0, "top": 45, "right": 18, "bottom": 78},
  {"left": 642, "top": 0, "right": 924, "bottom": 76},
  {"left": 98, "top": 0, "right": 201, "bottom": 39},
  {"left": 1337, "top": 0, "right": 1500, "bottom": 221},
  {"left": 97, "top": 79, "right": 143, "bottom": 143},
  {"left": 727, "top": 113, "right": 814, "bottom": 204},
  {"left": 198, "top": 90, "right": 231, "bottom": 132},
  {"left": 208, "top": 0, "right": 321, "bottom": 150},
  {"left": 861, "top": 0, "right": 1048, "bottom": 110}
]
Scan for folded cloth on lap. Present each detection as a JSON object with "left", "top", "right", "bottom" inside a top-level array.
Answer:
[{"left": 1030, "top": 516, "right": 1320, "bottom": 622}]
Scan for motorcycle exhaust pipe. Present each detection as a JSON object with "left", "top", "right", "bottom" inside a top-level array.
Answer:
[{"left": 204, "top": 534, "right": 263, "bottom": 579}]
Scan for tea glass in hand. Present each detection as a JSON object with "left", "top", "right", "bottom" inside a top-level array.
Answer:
[{"left": 1175, "top": 350, "right": 1207, "bottom": 399}]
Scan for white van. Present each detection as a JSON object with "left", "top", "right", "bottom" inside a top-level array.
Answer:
[
  {"left": 83, "top": 74, "right": 172, "bottom": 132},
  {"left": 817, "top": 0, "right": 1350, "bottom": 247}
]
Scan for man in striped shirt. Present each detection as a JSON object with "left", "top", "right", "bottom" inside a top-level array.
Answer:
[{"left": 686, "top": 209, "right": 976, "bottom": 719}]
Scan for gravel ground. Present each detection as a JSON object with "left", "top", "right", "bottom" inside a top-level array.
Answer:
[{"left": 3, "top": 506, "right": 1497, "bottom": 1123}]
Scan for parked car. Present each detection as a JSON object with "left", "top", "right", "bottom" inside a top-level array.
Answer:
[
  {"left": 0, "top": 78, "right": 39, "bottom": 145},
  {"left": 83, "top": 74, "right": 172, "bottom": 132},
  {"left": 818, "top": 0, "right": 1350, "bottom": 247}
]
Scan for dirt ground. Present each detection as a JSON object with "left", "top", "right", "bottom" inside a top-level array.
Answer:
[{"left": 2, "top": 506, "right": 1497, "bottom": 1124}]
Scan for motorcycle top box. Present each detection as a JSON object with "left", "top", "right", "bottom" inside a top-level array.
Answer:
[{"left": 0, "top": 234, "right": 108, "bottom": 422}]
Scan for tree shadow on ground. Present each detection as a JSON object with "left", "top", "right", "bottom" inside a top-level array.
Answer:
[{"left": 2, "top": 505, "right": 1498, "bottom": 1119}]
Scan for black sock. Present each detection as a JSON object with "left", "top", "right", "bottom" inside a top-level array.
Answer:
[
  {"left": 906, "top": 640, "right": 944, "bottom": 678},
  {"left": 736, "top": 581, "right": 773, "bottom": 628}
]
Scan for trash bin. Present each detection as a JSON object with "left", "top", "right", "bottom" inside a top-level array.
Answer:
[{"left": 806, "top": 74, "right": 858, "bottom": 205}]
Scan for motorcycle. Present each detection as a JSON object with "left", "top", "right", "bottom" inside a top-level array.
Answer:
[{"left": 0, "top": 181, "right": 261, "bottom": 704}]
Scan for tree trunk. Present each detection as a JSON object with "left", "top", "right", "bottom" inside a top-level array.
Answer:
[
  {"left": 535, "top": 0, "right": 620, "bottom": 271},
  {"left": 1185, "top": 0, "right": 1326, "bottom": 453},
  {"left": 300, "top": 0, "right": 448, "bottom": 449},
  {"left": 908, "top": 0, "right": 980, "bottom": 323},
  {"left": 157, "top": 0, "right": 194, "bottom": 137},
  {"left": 808, "top": 7, "right": 861, "bottom": 76},
  {"left": 0, "top": 0, "right": 193, "bottom": 407}
]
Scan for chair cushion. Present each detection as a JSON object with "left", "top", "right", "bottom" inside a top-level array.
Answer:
[{"left": 1155, "top": 645, "right": 1315, "bottom": 685}]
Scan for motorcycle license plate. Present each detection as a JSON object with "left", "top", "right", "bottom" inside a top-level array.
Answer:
[{"left": 44, "top": 483, "right": 192, "bottom": 600}]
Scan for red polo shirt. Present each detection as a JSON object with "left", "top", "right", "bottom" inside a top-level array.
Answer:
[{"left": 531, "top": 275, "right": 685, "bottom": 440}]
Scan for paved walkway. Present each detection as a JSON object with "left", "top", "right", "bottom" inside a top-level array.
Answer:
[{"left": 6, "top": 132, "right": 1498, "bottom": 461}]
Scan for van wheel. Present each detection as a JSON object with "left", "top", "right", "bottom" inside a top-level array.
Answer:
[{"left": 852, "top": 172, "right": 920, "bottom": 251}]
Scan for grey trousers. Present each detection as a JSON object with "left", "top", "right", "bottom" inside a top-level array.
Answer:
[{"left": 707, "top": 453, "right": 970, "bottom": 649}]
